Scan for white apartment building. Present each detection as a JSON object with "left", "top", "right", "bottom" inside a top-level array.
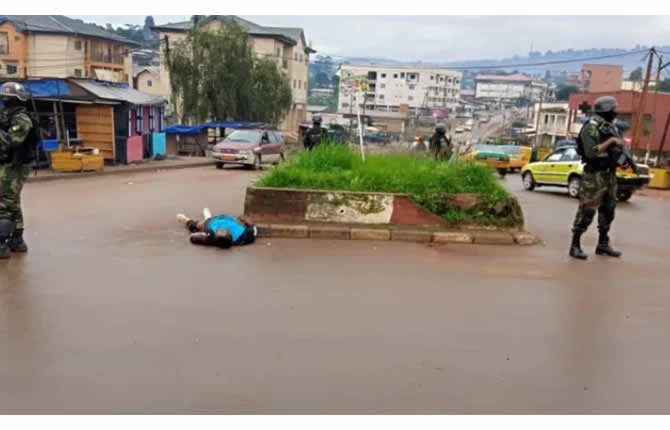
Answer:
[
  {"left": 475, "top": 73, "right": 549, "bottom": 101},
  {"left": 528, "top": 102, "right": 571, "bottom": 146},
  {"left": 337, "top": 64, "right": 462, "bottom": 114}
]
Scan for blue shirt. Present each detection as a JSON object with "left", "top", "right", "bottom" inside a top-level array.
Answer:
[{"left": 204, "top": 215, "right": 246, "bottom": 242}]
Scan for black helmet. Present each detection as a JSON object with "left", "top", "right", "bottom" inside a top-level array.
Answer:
[
  {"left": 435, "top": 124, "right": 446, "bottom": 135},
  {"left": 594, "top": 96, "right": 617, "bottom": 114},
  {"left": 312, "top": 115, "right": 322, "bottom": 125},
  {"left": 0, "top": 82, "right": 28, "bottom": 102}
]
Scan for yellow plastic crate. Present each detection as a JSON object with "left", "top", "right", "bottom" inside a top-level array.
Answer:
[
  {"left": 649, "top": 168, "right": 670, "bottom": 189},
  {"left": 50, "top": 151, "right": 104, "bottom": 173}
]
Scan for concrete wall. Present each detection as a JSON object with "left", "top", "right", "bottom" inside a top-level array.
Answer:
[
  {"left": 135, "top": 70, "right": 164, "bottom": 97},
  {"left": 25, "top": 34, "right": 85, "bottom": 78},
  {"left": 580, "top": 64, "right": 623, "bottom": 93}
]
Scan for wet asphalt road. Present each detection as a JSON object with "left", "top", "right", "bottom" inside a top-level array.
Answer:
[{"left": 1, "top": 166, "right": 670, "bottom": 414}]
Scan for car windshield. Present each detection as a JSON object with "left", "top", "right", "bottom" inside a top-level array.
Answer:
[{"left": 226, "top": 130, "right": 261, "bottom": 142}]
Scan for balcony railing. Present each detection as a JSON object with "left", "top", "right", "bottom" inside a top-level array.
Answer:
[{"left": 91, "top": 53, "right": 124, "bottom": 65}]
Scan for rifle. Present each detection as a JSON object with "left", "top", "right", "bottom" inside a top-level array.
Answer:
[{"left": 599, "top": 118, "right": 638, "bottom": 174}]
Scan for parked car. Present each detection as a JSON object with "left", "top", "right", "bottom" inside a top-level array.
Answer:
[
  {"left": 327, "top": 124, "right": 349, "bottom": 143},
  {"left": 454, "top": 127, "right": 465, "bottom": 134},
  {"left": 364, "top": 132, "right": 390, "bottom": 144},
  {"left": 499, "top": 145, "right": 532, "bottom": 172},
  {"left": 459, "top": 143, "right": 510, "bottom": 177},
  {"left": 211, "top": 128, "right": 284, "bottom": 170},
  {"left": 520, "top": 146, "right": 650, "bottom": 201}
]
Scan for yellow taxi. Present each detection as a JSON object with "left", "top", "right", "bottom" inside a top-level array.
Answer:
[
  {"left": 498, "top": 145, "right": 532, "bottom": 172},
  {"left": 460, "top": 143, "right": 511, "bottom": 177},
  {"left": 521, "top": 145, "right": 650, "bottom": 201}
]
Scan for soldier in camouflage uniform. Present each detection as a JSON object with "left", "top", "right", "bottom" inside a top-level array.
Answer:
[
  {"left": 429, "top": 124, "right": 452, "bottom": 161},
  {"left": 570, "top": 96, "right": 623, "bottom": 260},
  {"left": 0, "top": 82, "right": 33, "bottom": 259},
  {"left": 304, "top": 115, "right": 327, "bottom": 151}
]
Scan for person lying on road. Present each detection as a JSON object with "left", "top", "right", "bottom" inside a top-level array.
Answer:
[{"left": 177, "top": 208, "right": 257, "bottom": 249}]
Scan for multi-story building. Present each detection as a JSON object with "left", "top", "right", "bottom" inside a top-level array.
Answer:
[
  {"left": 0, "top": 15, "right": 138, "bottom": 83},
  {"left": 475, "top": 73, "right": 549, "bottom": 102},
  {"left": 528, "top": 102, "right": 571, "bottom": 147},
  {"left": 152, "top": 15, "right": 315, "bottom": 136},
  {"left": 336, "top": 64, "right": 462, "bottom": 114},
  {"left": 579, "top": 64, "right": 623, "bottom": 93}
]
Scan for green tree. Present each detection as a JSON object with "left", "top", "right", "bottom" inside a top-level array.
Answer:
[
  {"left": 659, "top": 79, "right": 670, "bottom": 93},
  {"left": 556, "top": 85, "right": 579, "bottom": 101},
  {"left": 629, "top": 67, "right": 643, "bottom": 81},
  {"left": 166, "top": 23, "right": 292, "bottom": 125}
]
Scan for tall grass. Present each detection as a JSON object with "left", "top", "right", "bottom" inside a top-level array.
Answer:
[{"left": 257, "top": 143, "right": 511, "bottom": 224}]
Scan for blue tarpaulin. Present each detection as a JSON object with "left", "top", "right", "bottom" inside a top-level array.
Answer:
[
  {"left": 164, "top": 122, "right": 263, "bottom": 135},
  {"left": 20, "top": 80, "right": 71, "bottom": 98}
]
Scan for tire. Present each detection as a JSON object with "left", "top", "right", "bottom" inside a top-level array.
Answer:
[
  {"left": 568, "top": 175, "right": 582, "bottom": 198},
  {"left": 215, "top": 162, "right": 224, "bottom": 169},
  {"left": 617, "top": 190, "right": 633, "bottom": 202},
  {"left": 522, "top": 171, "right": 536, "bottom": 191}
]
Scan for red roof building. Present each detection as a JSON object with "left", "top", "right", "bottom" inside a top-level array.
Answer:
[{"left": 569, "top": 90, "right": 670, "bottom": 153}]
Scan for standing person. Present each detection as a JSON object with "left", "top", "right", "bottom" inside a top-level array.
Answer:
[
  {"left": 429, "top": 124, "right": 452, "bottom": 160},
  {"left": 570, "top": 96, "right": 623, "bottom": 260},
  {"left": 304, "top": 115, "right": 327, "bottom": 151},
  {"left": 0, "top": 82, "right": 35, "bottom": 259},
  {"left": 177, "top": 208, "right": 258, "bottom": 249}
]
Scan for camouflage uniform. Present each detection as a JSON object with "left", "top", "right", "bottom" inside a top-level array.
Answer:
[
  {"left": 304, "top": 125, "right": 326, "bottom": 151},
  {"left": 571, "top": 115, "right": 617, "bottom": 235},
  {"left": 0, "top": 106, "right": 32, "bottom": 231},
  {"left": 429, "top": 133, "right": 452, "bottom": 160}
]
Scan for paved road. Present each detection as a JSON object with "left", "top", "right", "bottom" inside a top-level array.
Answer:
[{"left": 1, "top": 167, "right": 670, "bottom": 413}]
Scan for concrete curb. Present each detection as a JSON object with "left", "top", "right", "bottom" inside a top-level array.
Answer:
[
  {"left": 27, "top": 160, "right": 216, "bottom": 183},
  {"left": 255, "top": 223, "right": 540, "bottom": 246}
]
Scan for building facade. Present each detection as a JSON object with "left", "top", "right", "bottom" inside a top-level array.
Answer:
[
  {"left": 0, "top": 15, "right": 137, "bottom": 83},
  {"left": 152, "top": 15, "right": 314, "bottom": 137},
  {"left": 336, "top": 64, "right": 462, "bottom": 114},
  {"left": 579, "top": 64, "right": 623, "bottom": 93},
  {"left": 528, "top": 102, "right": 571, "bottom": 147},
  {"left": 475, "top": 74, "right": 549, "bottom": 101}
]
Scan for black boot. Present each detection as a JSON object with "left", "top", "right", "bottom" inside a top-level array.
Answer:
[
  {"left": 0, "top": 219, "right": 12, "bottom": 259},
  {"left": 8, "top": 229, "right": 28, "bottom": 253},
  {"left": 569, "top": 231, "right": 588, "bottom": 260},
  {"left": 595, "top": 231, "right": 622, "bottom": 258}
]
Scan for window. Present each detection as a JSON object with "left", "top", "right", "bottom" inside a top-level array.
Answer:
[
  {"left": 5, "top": 63, "right": 17, "bottom": 75},
  {"left": 408, "top": 96, "right": 414, "bottom": 101},
  {"left": 380, "top": 83, "right": 385, "bottom": 89},
  {"left": 545, "top": 150, "right": 564, "bottom": 162},
  {"left": 342, "top": 103, "right": 349, "bottom": 108},
  {"left": 409, "top": 84, "right": 415, "bottom": 90},
  {"left": 400, "top": 72, "right": 405, "bottom": 78},
  {"left": 294, "top": 53, "right": 298, "bottom": 61},
  {"left": 430, "top": 75, "right": 434, "bottom": 80},
  {"left": 147, "top": 79, "right": 152, "bottom": 87},
  {"left": 561, "top": 148, "right": 579, "bottom": 162},
  {"left": 393, "top": 74, "right": 398, "bottom": 78},
  {"left": 298, "top": 80, "right": 301, "bottom": 89},
  {"left": 544, "top": 114, "right": 549, "bottom": 124},
  {"left": 379, "top": 94, "right": 384, "bottom": 100},
  {"left": 381, "top": 73, "right": 386, "bottom": 78},
  {"left": 74, "top": 40, "right": 82, "bottom": 50},
  {"left": 0, "top": 32, "right": 8, "bottom": 55},
  {"left": 135, "top": 107, "right": 143, "bottom": 135},
  {"left": 74, "top": 68, "right": 82, "bottom": 77},
  {"left": 300, "top": 54, "right": 303, "bottom": 62},
  {"left": 276, "top": 47, "right": 281, "bottom": 57},
  {"left": 293, "top": 79, "right": 296, "bottom": 88},
  {"left": 149, "top": 107, "right": 155, "bottom": 132},
  {"left": 368, "top": 71, "right": 377, "bottom": 80}
]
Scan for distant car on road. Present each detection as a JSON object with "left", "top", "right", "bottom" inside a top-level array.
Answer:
[
  {"left": 211, "top": 128, "right": 284, "bottom": 170},
  {"left": 454, "top": 127, "right": 465, "bottom": 134},
  {"left": 364, "top": 132, "right": 390, "bottom": 144},
  {"left": 459, "top": 143, "right": 510, "bottom": 177}
]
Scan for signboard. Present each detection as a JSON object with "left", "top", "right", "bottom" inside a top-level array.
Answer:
[{"left": 399, "top": 104, "right": 409, "bottom": 113}]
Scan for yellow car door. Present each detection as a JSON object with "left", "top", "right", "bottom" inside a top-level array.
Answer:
[
  {"left": 555, "top": 147, "right": 580, "bottom": 185},
  {"left": 536, "top": 149, "right": 565, "bottom": 183}
]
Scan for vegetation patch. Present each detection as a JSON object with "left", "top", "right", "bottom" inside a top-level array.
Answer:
[{"left": 257, "top": 143, "right": 521, "bottom": 226}]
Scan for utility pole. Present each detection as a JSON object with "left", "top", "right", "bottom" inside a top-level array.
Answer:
[
  {"left": 658, "top": 111, "right": 670, "bottom": 168},
  {"left": 534, "top": 92, "right": 544, "bottom": 148},
  {"left": 647, "top": 55, "right": 663, "bottom": 164},
  {"left": 632, "top": 47, "right": 656, "bottom": 152}
]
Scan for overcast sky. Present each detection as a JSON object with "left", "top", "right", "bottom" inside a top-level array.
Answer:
[{"left": 70, "top": 15, "right": 670, "bottom": 62}]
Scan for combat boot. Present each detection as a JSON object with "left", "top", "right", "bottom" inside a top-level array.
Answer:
[
  {"left": 8, "top": 229, "right": 28, "bottom": 253},
  {"left": 569, "top": 232, "right": 588, "bottom": 260},
  {"left": 595, "top": 231, "right": 622, "bottom": 258},
  {"left": 0, "top": 219, "right": 12, "bottom": 259}
]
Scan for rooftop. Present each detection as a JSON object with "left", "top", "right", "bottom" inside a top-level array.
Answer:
[
  {"left": 152, "top": 15, "right": 315, "bottom": 53},
  {"left": 340, "top": 63, "right": 462, "bottom": 72},
  {"left": 0, "top": 15, "right": 139, "bottom": 46}
]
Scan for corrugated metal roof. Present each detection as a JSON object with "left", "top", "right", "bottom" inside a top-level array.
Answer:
[
  {"left": 71, "top": 80, "right": 164, "bottom": 106},
  {"left": 0, "top": 15, "right": 139, "bottom": 46}
]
